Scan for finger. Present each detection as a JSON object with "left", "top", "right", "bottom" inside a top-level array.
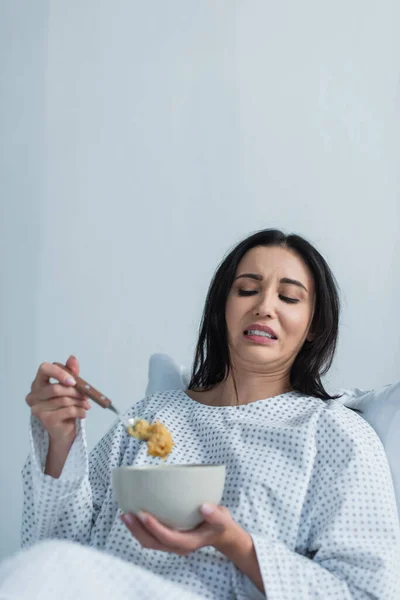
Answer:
[
  {"left": 65, "top": 355, "right": 80, "bottom": 378},
  {"left": 31, "top": 362, "right": 76, "bottom": 393},
  {"left": 39, "top": 406, "right": 88, "bottom": 427},
  {"left": 199, "top": 504, "right": 231, "bottom": 528},
  {"left": 135, "top": 512, "right": 209, "bottom": 551},
  {"left": 31, "top": 397, "right": 91, "bottom": 415},
  {"left": 120, "top": 515, "right": 166, "bottom": 551},
  {"left": 26, "top": 384, "right": 84, "bottom": 407}
]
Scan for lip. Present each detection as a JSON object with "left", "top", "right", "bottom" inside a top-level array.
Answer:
[{"left": 243, "top": 323, "right": 278, "bottom": 339}]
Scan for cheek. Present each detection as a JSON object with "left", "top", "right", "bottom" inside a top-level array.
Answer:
[
  {"left": 225, "top": 297, "right": 236, "bottom": 330},
  {"left": 225, "top": 296, "right": 247, "bottom": 333},
  {"left": 281, "top": 307, "right": 311, "bottom": 337}
]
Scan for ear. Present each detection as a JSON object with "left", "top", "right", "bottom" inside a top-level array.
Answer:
[{"left": 306, "top": 328, "right": 316, "bottom": 343}]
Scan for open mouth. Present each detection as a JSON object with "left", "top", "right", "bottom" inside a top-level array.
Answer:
[{"left": 244, "top": 329, "right": 278, "bottom": 340}]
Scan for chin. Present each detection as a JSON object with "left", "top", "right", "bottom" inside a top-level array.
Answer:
[{"left": 237, "top": 345, "right": 279, "bottom": 363}]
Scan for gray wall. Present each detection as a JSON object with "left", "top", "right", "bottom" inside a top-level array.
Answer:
[
  {"left": 1, "top": 0, "right": 399, "bottom": 560},
  {"left": 0, "top": 0, "right": 48, "bottom": 559}
]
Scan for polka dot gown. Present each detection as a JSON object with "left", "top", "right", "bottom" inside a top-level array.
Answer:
[{"left": 17, "top": 390, "right": 400, "bottom": 599}]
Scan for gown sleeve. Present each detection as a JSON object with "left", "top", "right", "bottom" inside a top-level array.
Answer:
[{"left": 21, "top": 400, "right": 145, "bottom": 547}]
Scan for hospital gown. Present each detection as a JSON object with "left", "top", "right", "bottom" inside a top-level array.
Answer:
[{"left": 3, "top": 389, "right": 400, "bottom": 599}]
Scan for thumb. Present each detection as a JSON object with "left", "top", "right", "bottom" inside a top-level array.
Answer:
[
  {"left": 66, "top": 355, "right": 80, "bottom": 377},
  {"left": 200, "top": 504, "right": 231, "bottom": 527}
]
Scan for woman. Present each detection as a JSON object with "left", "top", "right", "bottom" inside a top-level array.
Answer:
[{"left": 2, "top": 229, "right": 399, "bottom": 599}]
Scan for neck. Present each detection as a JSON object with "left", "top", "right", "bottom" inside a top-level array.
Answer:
[{"left": 210, "top": 369, "right": 293, "bottom": 406}]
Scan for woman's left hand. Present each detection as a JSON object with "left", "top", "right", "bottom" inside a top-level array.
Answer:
[{"left": 120, "top": 504, "right": 247, "bottom": 556}]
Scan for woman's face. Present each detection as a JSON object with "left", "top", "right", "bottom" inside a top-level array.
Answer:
[{"left": 225, "top": 245, "right": 316, "bottom": 372}]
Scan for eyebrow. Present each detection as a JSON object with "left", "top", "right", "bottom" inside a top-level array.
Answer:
[{"left": 235, "top": 273, "right": 308, "bottom": 293}]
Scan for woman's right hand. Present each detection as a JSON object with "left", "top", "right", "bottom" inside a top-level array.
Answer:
[{"left": 25, "top": 355, "right": 91, "bottom": 445}]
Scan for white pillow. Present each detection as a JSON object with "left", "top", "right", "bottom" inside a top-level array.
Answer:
[
  {"left": 335, "top": 383, "right": 400, "bottom": 516},
  {"left": 145, "top": 353, "right": 190, "bottom": 397},
  {"left": 145, "top": 353, "right": 400, "bottom": 517}
]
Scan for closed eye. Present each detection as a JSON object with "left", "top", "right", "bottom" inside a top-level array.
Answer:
[
  {"left": 238, "top": 290, "right": 299, "bottom": 304},
  {"left": 280, "top": 296, "right": 299, "bottom": 304}
]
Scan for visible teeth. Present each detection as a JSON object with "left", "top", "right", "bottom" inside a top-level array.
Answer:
[{"left": 246, "top": 329, "right": 276, "bottom": 339}]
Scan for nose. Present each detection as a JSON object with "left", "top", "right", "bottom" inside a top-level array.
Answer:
[{"left": 253, "top": 289, "right": 277, "bottom": 318}]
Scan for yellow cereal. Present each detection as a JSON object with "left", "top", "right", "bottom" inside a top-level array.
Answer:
[{"left": 127, "top": 419, "right": 174, "bottom": 459}]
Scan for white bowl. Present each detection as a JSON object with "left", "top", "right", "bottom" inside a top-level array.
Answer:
[{"left": 112, "top": 464, "right": 226, "bottom": 530}]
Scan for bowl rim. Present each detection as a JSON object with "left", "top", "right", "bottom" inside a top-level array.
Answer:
[{"left": 113, "top": 463, "right": 225, "bottom": 472}]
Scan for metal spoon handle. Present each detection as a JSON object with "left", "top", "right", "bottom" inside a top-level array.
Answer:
[{"left": 53, "top": 362, "right": 118, "bottom": 412}]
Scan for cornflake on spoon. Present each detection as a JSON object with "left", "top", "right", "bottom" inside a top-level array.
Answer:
[{"left": 127, "top": 419, "right": 174, "bottom": 459}]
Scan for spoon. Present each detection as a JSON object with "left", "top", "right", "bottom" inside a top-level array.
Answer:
[{"left": 52, "top": 362, "right": 137, "bottom": 433}]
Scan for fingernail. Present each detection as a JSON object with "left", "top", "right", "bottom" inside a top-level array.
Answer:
[
  {"left": 65, "top": 377, "right": 76, "bottom": 386},
  {"left": 69, "top": 355, "right": 76, "bottom": 360},
  {"left": 136, "top": 512, "right": 148, "bottom": 524},
  {"left": 201, "top": 503, "right": 214, "bottom": 516},
  {"left": 121, "top": 514, "right": 133, "bottom": 526}
]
